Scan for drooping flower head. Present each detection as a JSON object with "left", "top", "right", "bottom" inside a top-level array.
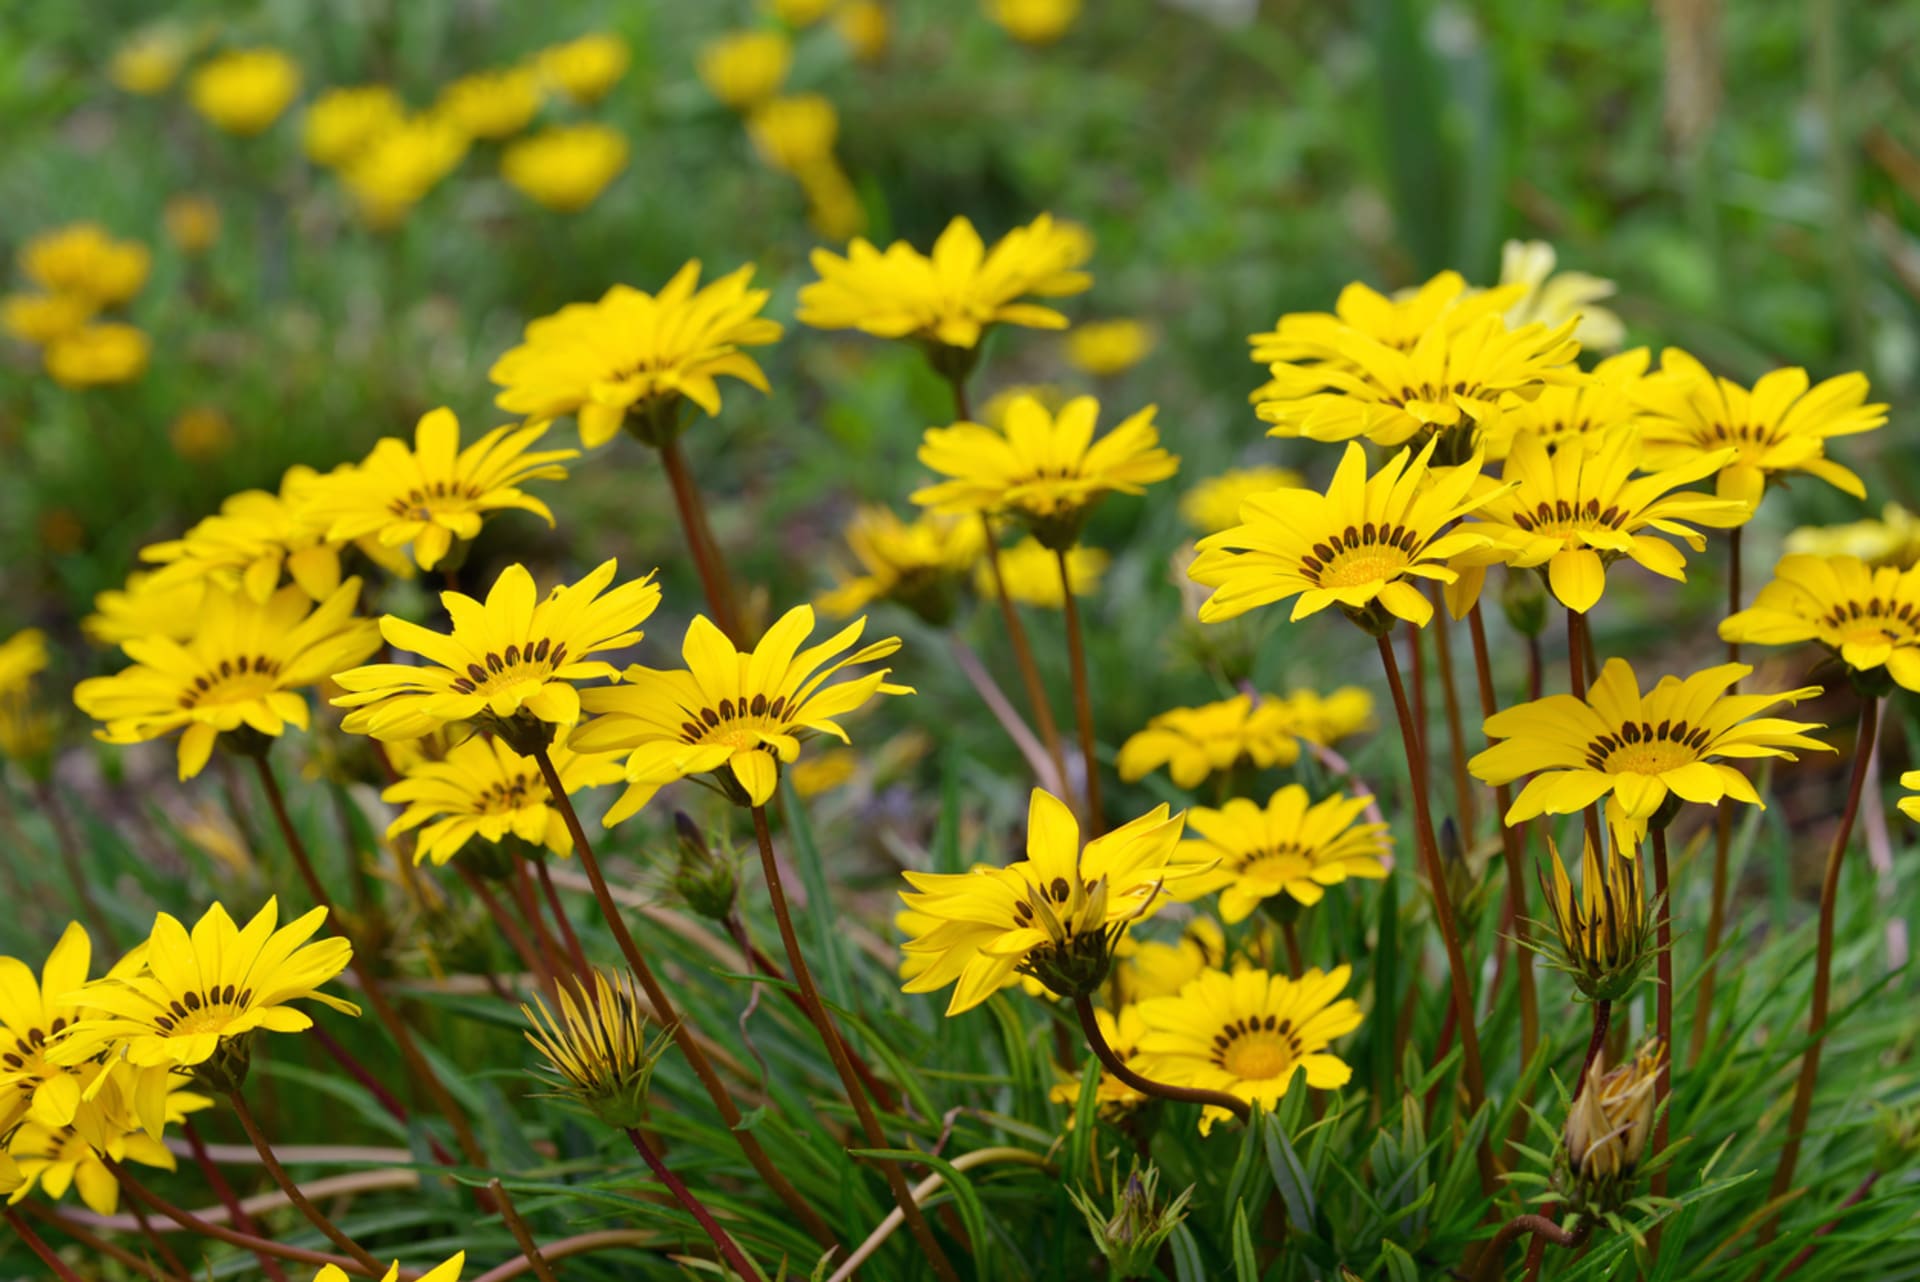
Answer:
[
  {"left": 188, "top": 48, "right": 301, "bottom": 136},
  {"left": 490, "top": 263, "right": 781, "bottom": 448},
  {"left": 1472, "top": 658, "right": 1828, "bottom": 849},
  {"left": 818, "top": 505, "right": 985, "bottom": 624},
  {"left": 1537, "top": 836, "right": 1652, "bottom": 1003},
  {"left": 1721, "top": 555, "right": 1920, "bottom": 694},
  {"left": 1635, "top": 349, "right": 1887, "bottom": 507},
  {"left": 303, "top": 408, "right": 575, "bottom": 572},
  {"left": 0, "top": 923, "right": 144, "bottom": 1134},
  {"left": 523, "top": 968, "right": 670, "bottom": 1130},
  {"left": 1170, "top": 786, "right": 1389, "bottom": 923},
  {"left": 501, "top": 123, "right": 630, "bottom": 213},
  {"left": 915, "top": 394, "right": 1177, "bottom": 548},
  {"left": 1134, "top": 966, "right": 1362, "bottom": 1134},
  {"left": 533, "top": 32, "right": 631, "bottom": 103},
  {"left": 333, "top": 560, "right": 659, "bottom": 745},
  {"left": 573, "top": 604, "right": 911, "bottom": 821},
  {"left": 1116, "top": 693, "right": 1302, "bottom": 789},
  {"left": 1498, "top": 240, "right": 1625, "bottom": 352},
  {"left": 382, "top": 732, "right": 624, "bottom": 866},
  {"left": 4, "top": 1060, "right": 209, "bottom": 1215},
  {"left": 974, "top": 538, "right": 1107, "bottom": 609},
  {"left": 1187, "top": 439, "right": 1495, "bottom": 631},
  {"left": 1179, "top": 466, "right": 1304, "bottom": 534},
  {"left": 74, "top": 580, "right": 380, "bottom": 779},
  {"left": 140, "top": 465, "right": 359, "bottom": 603},
  {"left": 898, "top": 790, "right": 1196, "bottom": 1013}
]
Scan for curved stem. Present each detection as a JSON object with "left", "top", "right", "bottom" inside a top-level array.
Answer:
[
  {"left": 23, "top": 1203, "right": 175, "bottom": 1281},
  {"left": 1471, "top": 1213, "right": 1591, "bottom": 1282},
  {"left": 1055, "top": 546, "right": 1104, "bottom": 834},
  {"left": 750, "top": 804, "right": 961, "bottom": 1282},
  {"left": 527, "top": 749, "right": 839, "bottom": 1252},
  {"left": 182, "top": 1118, "right": 286, "bottom": 1281},
  {"left": 5, "top": 1207, "right": 85, "bottom": 1282},
  {"left": 979, "top": 516, "right": 1069, "bottom": 790},
  {"left": 658, "top": 433, "right": 744, "bottom": 645},
  {"left": 113, "top": 1171, "right": 194, "bottom": 1280},
  {"left": 1074, "top": 994, "right": 1250, "bottom": 1122},
  {"left": 1468, "top": 604, "right": 1538, "bottom": 1070},
  {"left": 469, "top": 1231, "right": 659, "bottom": 1282},
  {"left": 625, "top": 1127, "right": 765, "bottom": 1281},
  {"left": 487, "top": 1179, "right": 561, "bottom": 1282},
  {"left": 826, "top": 1148, "right": 1052, "bottom": 1282},
  {"left": 110, "top": 1165, "right": 393, "bottom": 1276},
  {"left": 1697, "top": 525, "right": 1743, "bottom": 1065},
  {"left": 1650, "top": 825, "right": 1676, "bottom": 1209},
  {"left": 227, "top": 1089, "right": 386, "bottom": 1275}
]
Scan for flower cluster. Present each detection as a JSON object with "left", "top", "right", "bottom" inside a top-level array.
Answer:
[{"left": 2, "top": 223, "right": 152, "bottom": 387}]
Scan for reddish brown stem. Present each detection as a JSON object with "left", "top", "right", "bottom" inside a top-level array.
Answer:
[
  {"left": 1472, "top": 1213, "right": 1592, "bottom": 1282},
  {"left": 227, "top": 1089, "right": 385, "bottom": 1274},
  {"left": 626, "top": 1127, "right": 765, "bottom": 1280},
  {"left": 1782, "top": 1169, "right": 1882, "bottom": 1275},
  {"left": 534, "top": 855, "right": 591, "bottom": 978},
  {"left": 1430, "top": 594, "right": 1478, "bottom": 838},
  {"left": 5, "top": 1207, "right": 86, "bottom": 1282},
  {"left": 184, "top": 1117, "right": 291, "bottom": 1280},
  {"left": 1468, "top": 604, "right": 1538, "bottom": 1070},
  {"left": 980, "top": 516, "right": 1070, "bottom": 791},
  {"left": 306, "top": 1028, "right": 458, "bottom": 1168},
  {"left": 110, "top": 1162, "right": 387, "bottom": 1275},
  {"left": 1650, "top": 825, "right": 1676, "bottom": 1211},
  {"left": 1076, "top": 995, "right": 1250, "bottom": 1120},
  {"left": 659, "top": 433, "right": 745, "bottom": 645},
  {"left": 1055, "top": 545, "right": 1104, "bottom": 835}
]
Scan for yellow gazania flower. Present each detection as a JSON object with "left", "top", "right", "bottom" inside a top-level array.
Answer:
[
  {"left": 2, "top": 293, "right": 96, "bottom": 347},
  {"left": 789, "top": 747, "right": 859, "bottom": 798},
  {"left": 1471, "top": 658, "right": 1828, "bottom": 848},
  {"left": 1635, "top": 348, "right": 1887, "bottom": 507},
  {"left": 1171, "top": 787, "right": 1389, "bottom": 922},
  {"left": 44, "top": 323, "right": 150, "bottom": 388},
  {"left": 798, "top": 213, "right": 1093, "bottom": 351},
  {"left": 1277, "top": 686, "right": 1374, "bottom": 746},
  {"left": 1250, "top": 270, "right": 1517, "bottom": 370},
  {"left": 987, "top": 0, "right": 1082, "bottom": 45},
  {"left": 304, "top": 408, "right": 574, "bottom": 572},
  {"left": 1475, "top": 347, "right": 1654, "bottom": 461},
  {"left": 333, "top": 559, "right": 660, "bottom": 743},
  {"left": 1721, "top": 554, "right": 1920, "bottom": 691},
  {"left": 914, "top": 394, "right": 1178, "bottom": 547},
  {"left": 0, "top": 923, "right": 143, "bottom": 1133},
  {"left": 1178, "top": 466, "right": 1304, "bottom": 534},
  {"left": 818, "top": 505, "right": 985, "bottom": 623},
  {"left": 1498, "top": 240, "right": 1625, "bottom": 353},
  {"left": 501, "top": 123, "right": 630, "bottom": 213},
  {"left": 533, "top": 32, "right": 631, "bottom": 103},
  {"left": 188, "top": 48, "right": 302, "bottom": 136},
  {"left": 1785, "top": 503, "right": 1920, "bottom": 570},
  {"left": 1116, "top": 693, "right": 1302, "bottom": 789},
  {"left": 1454, "top": 429, "right": 1750, "bottom": 613},
  {"left": 317, "top": 1256, "right": 467, "bottom": 1282},
  {"left": 798, "top": 158, "right": 867, "bottom": 240},
  {"left": 163, "top": 194, "right": 222, "bottom": 255},
  {"left": 1049, "top": 1005, "right": 1148, "bottom": 1112},
  {"left": 340, "top": 114, "right": 471, "bottom": 229},
  {"left": 490, "top": 263, "right": 781, "bottom": 448},
  {"left": 74, "top": 580, "right": 380, "bottom": 779},
  {"left": 979, "top": 382, "right": 1066, "bottom": 430},
  {"left": 0, "top": 628, "right": 47, "bottom": 695},
  {"left": 141, "top": 465, "right": 350, "bottom": 603},
  {"left": 974, "top": 537, "right": 1107, "bottom": 609},
  {"left": 83, "top": 572, "right": 205, "bottom": 646},
  {"left": 899, "top": 789, "right": 1195, "bottom": 1014},
  {"left": 55, "top": 898, "right": 359, "bottom": 1076},
  {"left": 1066, "top": 319, "right": 1154, "bottom": 377},
  {"left": 836, "top": 1, "right": 890, "bottom": 61},
  {"left": 1134, "top": 966, "right": 1362, "bottom": 1135},
  {"left": 1114, "top": 916, "right": 1225, "bottom": 1004},
  {"left": 697, "top": 29, "right": 793, "bottom": 110},
  {"left": 0, "top": 1150, "right": 21, "bottom": 1197},
  {"left": 5, "top": 1061, "right": 209, "bottom": 1216},
  {"left": 437, "top": 67, "right": 542, "bottom": 141},
  {"left": 1899, "top": 770, "right": 1920, "bottom": 824},
  {"left": 382, "top": 733, "right": 624, "bottom": 865},
  {"left": 19, "top": 223, "right": 151, "bottom": 306},
  {"left": 572, "top": 604, "right": 912, "bottom": 821},
  {"left": 747, "top": 94, "right": 839, "bottom": 176},
  {"left": 302, "top": 85, "right": 406, "bottom": 167},
  {"left": 108, "top": 26, "right": 191, "bottom": 95},
  {"left": 1187, "top": 439, "right": 1494, "bottom": 629},
  {"left": 523, "top": 969, "right": 666, "bottom": 1130}
]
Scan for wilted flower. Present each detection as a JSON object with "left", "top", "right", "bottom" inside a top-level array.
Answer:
[{"left": 1560, "top": 1042, "right": 1663, "bottom": 1212}]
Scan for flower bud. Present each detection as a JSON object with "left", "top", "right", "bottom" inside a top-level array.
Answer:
[
  {"left": 523, "top": 968, "right": 673, "bottom": 1131},
  {"left": 1501, "top": 566, "right": 1549, "bottom": 637},
  {"left": 1068, "top": 1160, "right": 1194, "bottom": 1280},
  {"left": 1536, "top": 836, "right": 1653, "bottom": 1003},
  {"left": 1558, "top": 1040, "right": 1662, "bottom": 1213},
  {"left": 670, "top": 812, "right": 739, "bottom": 921}
]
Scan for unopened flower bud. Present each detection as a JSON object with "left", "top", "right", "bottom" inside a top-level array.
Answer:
[
  {"left": 1501, "top": 566, "right": 1549, "bottom": 637},
  {"left": 1068, "top": 1160, "right": 1194, "bottom": 1280},
  {"left": 670, "top": 812, "right": 738, "bottom": 921},
  {"left": 1558, "top": 1040, "right": 1662, "bottom": 1213},
  {"left": 523, "top": 968, "right": 673, "bottom": 1131},
  {"left": 1536, "top": 836, "right": 1654, "bottom": 1003}
]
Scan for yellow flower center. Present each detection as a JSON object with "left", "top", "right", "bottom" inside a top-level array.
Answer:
[
  {"left": 1585, "top": 718, "right": 1710, "bottom": 775},
  {"left": 385, "top": 480, "right": 487, "bottom": 522},
  {"left": 1699, "top": 420, "right": 1786, "bottom": 450},
  {"left": 675, "top": 692, "right": 791, "bottom": 749},
  {"left": 178, "top": 654, "right": 284, "bottom": 708},
  {"left": 1508, "top": 496, "right": 1630, "bottom": 541},
  {"left": 3, "top": 1018, "right": 66, "bottom": 1097},
  {"left": 151, "top": 983, "right": 254, "bottom": 1037},
  {"left": 1234, "top": 847, "right": 1313, "bottom": 885},
  {"left": 1299, "top": 522, "right": 1421, "bottom": 589},
  {"left": 450, "top": 639, "right": 568, "bottom": 696},
  {"left": 1821, "top": 597, "right": 1920, "bottom": 644},
  {"left": 1210, "top": 1014, "right": 1303, "bottom": 1081},
  {"left": 475, "top": 771, "right": 543, "bottom": 814}
]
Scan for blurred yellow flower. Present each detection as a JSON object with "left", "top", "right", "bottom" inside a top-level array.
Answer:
[
  {"left": 141, "top": 465, "right": 347, "bottom": 602},
  {"left": 341, "top": 114, "right": 470, "bottom": 229},
  {"left": 303, "top": 84, "right": 406, "bottom": 167},
  {"left": 1499, "top": 239, "right": 1624, "bottom": 353},
  {"left": 836, "top": 1, "right": 891, "bottom": 61},
  {"left": 790, "top": 747, "right": 859, "bottom": 797},
  {"left": 0, "top": 629, "right": 47, "bottom": 696},
  {"left": 1066, "top": 319, "right": 1153, "bottom": 377},
  {"left": 1179, "top": 466, "right": 1304, "bottom": 534},
  {"left": 168, "top": 405, "right": 235, "bottom": 462},
  {"left": 44, "top": 323, "right": 150, "bottom": 388},
  {"left": 533, "top": 33, "right": 631, "bottom": 104},
  {"left": 1172, "top": 786, "right": 1390, "bottom": 922},
  {"left": 1250, "top": 270, "right": 1515, "bottom": 368},
  {"left": 976, "top": 537, "right": 1106, "bottom": 609},
  {"left": 800, "top": 161, "right": 868, "bottom": 239},
  {"left": 1, "top": 293, "right": 94, "bottom": 347},
  {"left": 83, "top": 572, "right": 204, "bottom": 646},
  {"left": 163, "top": 194, "right": 222, "bottom": 254},
  {"left": 1277, "top": 686, "right": 1374, "bottom": 746},
  {"left": 20, "top": 223, "right": 150, "bottom": 306},
  {"left": 188, "top": 48, "right": 302, "bottom": 136},
  {"left": 979, "top": 383, "right": 1065, "bottom": 429},
  {"left": 1116, "top": 693, "right": 1301, "bottom": 788},
  {"left": 382, "top": 733, "right": 623, "bottom": 865},
  {"left": 987, "top": 0, "right": 1082, "bottom": 45},
  {"left": 697, "top": 30, "right": 793, "bottom": 111},
  {"left": 772, "top": 0, "right": 838, "bottom": 24},
  {"left": 109, "top": 27, "right": 192, "bottom": 95},
  {"left": 1114, "top": 916, "right": 1224, "bottom": 1004},
  {"left": 1785, "top": 503, "right": 1920, "bottom": 569},
  {"left": 5, "top": 1060, "right": 209, "bottom": 1215},
  {"left": 748, "top": 94, "right": 839, "bottom": 175},
  {"left": 437, "top": 67, "right": 543, "bottom": 141},
  {"left": 1901, "top": 770, "right": 1920, "bottom": 824},
  {"left": 819, "top": 505, "right": 985, "bottom": 624},
  {"left": 501, "top": 123, "right": 629, "bottom": 213}
]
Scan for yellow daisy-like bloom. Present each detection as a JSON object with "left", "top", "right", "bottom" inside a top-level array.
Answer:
[
  {"left": 1498, "top": 240, "right": 1625, "bottom": 353},
  {"left": 43, "top": 323, "right": 150, "bottom": 388},
  {"left": 0, "top": 628, "right": 47, "bottom": 696},
  {"left": 316, "top": 1257, "right": 467, "bottom": 1282},
  {"left": 1115, "top": 917, "right": 1225, "bottom": 1005},
  {"left": 1785, "top": 503, "right": 1920, "bottom": 570},
  {"left": 501, "top": 123, "right": 630, "bottom": 213},
  {"left": 1178, "top": 466, "right": 1304, "bottom": 535},
  {"left": 572, "top": 604, "right": 912, "bottom": 821},
  {"left": 74, "top": 580, "right": 379, "bottom": 779},
  {"left": 55, "top": 898, "right": 358, "bottom": 1075},
  {"left": 188, "top": 48, "right": 302, "bottom": 136},
  {"left": 83, "top": 572, "right": 204, "bottom": 646},
  {"left": 1250, "top": 271, "right": 1516, "bottom": 371},
  {"left": 382, "top": 733, "right": 623, "bottom": 865},
  {"left": 339, "top": 114, "right": 470, "bottom": 229},
  {"left": 304, "top": 408, "right": 574, "bottom": 572},
  {"left": 2, "top": 293, "right": 95, "bottom": 347},
  {"left": 533, "top": 32, "right": 630, "bottom": 103},
  {"left": 437, "top": 67, "right": 542, "bottom": 140},
  {"left": 748, "top": 94, "right": 839, "bottom": 176},
  {"left": 0, "top": 923, "right": 142, "bottom": 1134},
  {"left": 1455, "top": 429, "right": 1750, "bottom": 614},
  {"left": 163, "top": 194, "right": 222, "bottom": 255},
  {"left": 789, "top": 747, "right": 859, "bottom": 798},
  {"left": 490, "top": 262, "right": 781, "bottom": 448},
  {"left": 1721, "top": 554, "right": 1920, "bottom": 691},
  {"left": 302, "top": 85, "right": 406, "bottom": 167},
  {"left": 798, "top": 213, "right": 1093, "bottom": 351},
  {"left": 108, "top": 26, "right": 191, "bottom": 96},
  {"left": 523, "top": 969, "right": 666, "bottom": 1130},
  {"left": 5, "top": 1061, "right": 209, "bottom": 1216},
  {"left": 1134, "top": 966, "right": 1362, "bottom": 1135},
  {"left": 697, "top": 29, "right": 792, "bottom": 110},
  {"left": 836, "top": 1, "right": 890, "bottom": 61},
  {"left": 1635, "top": 349, "right": 1888, "bottom": 507},
  {"left": 1475, "top": 347, "right": 1654, "bottom": 460},
  {"left": 898, "top": 789, "right": 1194, "bottom": 1014},
  {"left": 987, "top": 0, "right": 1082, "bottom": 44},
  {"left": 1471, "top": 658, "right": 1828, "bottom": 848},
  {"left": 1187, "top": 439, "right": 1494, "bottom": 629},
  {"left": 1116, "top": 693, "right": 1302, "bottom": 789},
  {"left": 1277, "top": 686, "right": 1374, "bottom": 746},
  {"left": 974, "top": 537, "right": 1107, "bottom": 609},
  {"left": 1049, "top": 1005, "right": 1148, "bottom": 1112},
  {"left": 1171, "top": 787, "right": 1389, "bottom": 922},
  {"left": 141, "top": 465, "right": 349, "bottom": 603},
  {"left": 1066, "top": 319, "right": 1154, "bottom": 377},
  {"left": 333, "top": 559, "right": 660, "bottom": 743},
  {"left": 19, "top": 223, "right": 151, "bottom": 306},
  {"left": 914, "top": 394, "right": 1178, "bottom": 548},
  {"left": 818, "top": 505, "right": 985, "bottom": 624}
]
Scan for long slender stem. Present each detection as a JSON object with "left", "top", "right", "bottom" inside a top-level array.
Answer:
[
  {"left": 5, "top": 1207, "right": 85, "bottom": 1282},
  {"left": 1768, "top": 695, "right": 1881, "bottom": 1211},
  {"left": 826, "top": 1148, "right": 1053, "bottom": 1282},
  {"left": 1697, "top": 525, "right": 1743, "bottom": 1066},
  {"left": 1468, "top": 604, "right": 1538, "bottom": 1069},
  {"left": 1566, "top": 609, "right": 1606, "bottom": 860},
  {"left": 979, "top": 516, "right": 1070, "bottom": 789},
  {"left": 1375, "top": 632, "right": 1498, "bottom": 1199},
  {"left": 184, "top": 1117, "right": 290, "bottom": 1281},
  {"left": 468, "top": 1231, "right": 660, "bottom": 1282},
  {"left": 948, "top": 635, "right": 1064, "bottom": 795},
  {"left": 1471, "top": 1213, "right": 1592, "bottom": 1282},
  {"left": 23, "top": 1203, "right": 175, "bottom": 1281},
  {"left": 227, "top": 1089, "right": 386, "bottom": 1275},
  {"left": 110, "top": 1163, "right": 389, "bottom": 1275},
  {"left": 110, "top": 1171, "right": 192, "bottom": 1280},
  {"left": 1074, "top": 994, "right": 1251, "bottom": 1121},
  {"left": 1280, "top": 919, "right": 1304, "bottom": 979},
  {"left": 527, "top": 749, "right": 839, "bottom": 1252},
  {"left": 1649, "top": 826, "right": 1676, "bottom": 1216},
  {"left": 252, "top": 753, "right": 488, "bottom": 1171},
  {"left": 487, "top": 1179, "right": 562, "bottom": 1282},
  {"left": 1055, "top": 545, "right": 1104, "bottom": 834},
  {"left": 749, "top": 804, "right": 960, "bottom": 1282},
  {"left": 658, "top": 434, "right": 745, "bottom": 644},
  {"left": 1430, "top": 596, "right": 1478, "bottom": 838},
  {"left": 1782, "top": 1168, "right": 1882, "bottom": 1276},
  {"left": 460, "top": 864, "right": 556, "bottom": 999},
  {"left": 625, "top": 1127, "right": 765, "bottom": 1281},
  {"left": 534, "top": 855, "right": 591, "bottom": 978},
  {"left": 1525, "top": 631, "right": 1543, "bottom": 702}
]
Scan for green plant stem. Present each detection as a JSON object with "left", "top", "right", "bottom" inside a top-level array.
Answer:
[
  {"left": 1074, "top": 993, "right": 1251, "bottom": 1121},
  {"left": 749, "top": 804, "right": 962, "bottom": 1282},
  {"left": 1471, "top": 1213, "right": 1592, "bottom": 1282},
  {"left": 5, "top": 1207, "right": 85, "bottom": 1282},
  {"left": 227, "top": 1089, "right": 386, "bottom": 1275},
  {"left": 487, "top": 1179, "right": 562, "bottom": 1282},
  {"left": 826, "top": 1148, "right": 1053, "bottom": 1282},
  {"left": 1697, "top": 525, "right": 1742, "bottom": 1066},
  {"left": 1055, "top": 545, "right": 1104, "bottom": 834},
  {"left": 183, "top": 1117, "right": 289, "bottom": 1281},
  {"left": 1468, "top": 603, "right": 1539, "bottom": 1071},
  {"left": 658, "top": 433, "right": 745, "bottom": 644},
  {"left": 527, "top": 748, "right": 840, "bottom": 1252},
  {"left": 625, "top": 1126, "right": 765, "bottom": 1281},
  {"left": 980, "top": 516, "right": 1070, "bottom": 790},
  {"left": 1766, "top": 695, "right": 1881, "bottom": 1216}
]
